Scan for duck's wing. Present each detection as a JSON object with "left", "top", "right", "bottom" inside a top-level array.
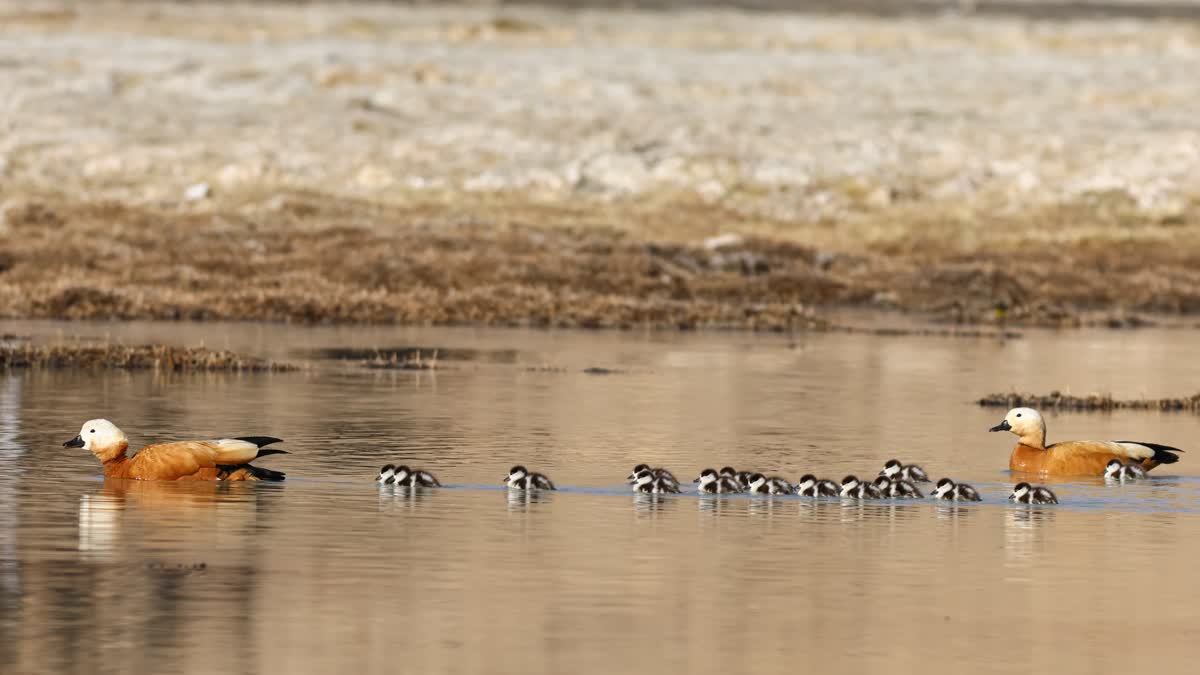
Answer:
[
  {"left": 127, "top": 441, "right": 216, "bottom": 479},
  {"left": 1112, "top": 441, "right": 1183, "bottom": 464},
  {"left": 130, "top": 438, "right": 284, "bottom": 479},
  {"left": 1047, "top": 440, "right": 1179, "bottom": 467}
]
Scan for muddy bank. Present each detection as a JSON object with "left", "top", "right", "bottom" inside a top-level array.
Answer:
[
  {"left": 3, "top": 2, "right": 1200, "bottom": 329},
  {"left": 979, "top": 391, "right": 1200, "bottom": 411},
  {"left": 0, "top": 342, "right": 298, "bottom": 372},
  {"left": 0, "top": 197, "right": 1188, "bottom": 329}
]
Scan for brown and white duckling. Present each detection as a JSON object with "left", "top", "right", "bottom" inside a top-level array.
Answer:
[
  {"left": 840, "top": 475, "right": 882, "bottom": 499},
  {"left": 880, "top": 459, "right": 931, "bottom": 483},
  {"left": 794, "top": 474, "right": 839, "bottom": 497},
  {"left": 632, "top": 468, "right": 682, "bottom": 494},
  {"left": 377, "top": 464, "right": 398, "bottom": 484},
  {"left": 1010, "top": 482, "right": 1059, "bottom": 504},
  {"left": 628, "top": 464, "right": 680, "bottom": 490},
  {"left": 767, "top": 476, "right": 793, "bottom": 495},
  {"left": 747, "top": 473, "right": 790, "bottom": 495},
  {"left": 504, "top": 465, "right": 556, "bottom": 490},
  {"left": 392, "top": 465, "right": 441, "bottom": 488},
  {"left": 695, "top": 468, "right": 740, "bottom": 494},
  {"left": 719, "top": 466, "right": 755, "bottom": 492},
  {"left": 1104, "top": 459, "right": 1148, "bottom": 482},
  {"left": 930, "top": 478, "right": 982, "bottom": 502},
  {"left": 793, "top": 474, "right": 818, "bottom": 496},
  {"left": 873, "top": 475, "right": 924, "bottom": 499}
]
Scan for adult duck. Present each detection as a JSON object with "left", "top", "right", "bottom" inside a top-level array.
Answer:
[
  {"left": 989, "top": 407, "right": 1181, "bottom": 476},
  {"left": 64, "top": 419, "right": 286, "bottom": 481}
]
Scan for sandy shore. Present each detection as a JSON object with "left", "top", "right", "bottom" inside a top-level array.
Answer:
[{"left": 2, "top": 1, "right": 1199, "bottom": 328}]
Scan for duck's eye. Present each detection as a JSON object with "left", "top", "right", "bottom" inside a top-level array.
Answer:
[
  {"left": 1015, "top": 413, "right": 1022, "bottom": 418},
  {"left": 89, "top": 429, "right": 95, "bottom": 433}
]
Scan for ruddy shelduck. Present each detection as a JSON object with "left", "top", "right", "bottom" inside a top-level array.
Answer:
[
  {"left": 64, "top": 419, "right": 286, "bottom": 481},
  {"left": 989, "top": 407, "right": 1182, "bottom": 477}
]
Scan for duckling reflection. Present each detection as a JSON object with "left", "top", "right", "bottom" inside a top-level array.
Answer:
[
  {"left": 696, "top": 494, "right": 733, "bottom": 516},
  {"left": 506, "top": 486, "right": 553, "bottom": 511},
  {"left": 633, "top": 492, "right": 675, "bottom": 514},
  {"left": 1005, "top": 504, "right": 1056, "bottom": 565},
  {"left": 932, "top": 502, "right": 975, "bottom": 521},
  {"left": 380, "top": 481, "right": 440, "bottom": 512}
]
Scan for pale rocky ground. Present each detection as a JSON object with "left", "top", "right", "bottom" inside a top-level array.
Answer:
[{"left": 1, "top": 1, "right": 1199, "bottom": 326}]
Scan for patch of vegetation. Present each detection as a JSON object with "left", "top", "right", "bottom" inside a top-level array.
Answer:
[
  {"left": 978, "top": 391, "right": 1200, "bottom": 411},
  {"left": 0, "top": 344, "right": 297, "bottom": 372}
]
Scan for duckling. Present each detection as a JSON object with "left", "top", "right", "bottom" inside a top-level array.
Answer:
[
  {"left": 653, "top": 468, "right": 681, "bottom": 491},
  {"left": 879, "top": 459, "right": 931, "bottom": 483},
  {"left": 839, "top": 475, "right": 881, "bottom": 499},
  {"left": 1010, "top": 482, "right": 1058, "bottom": 505},
  {"left": 377, "top": 464, "right": 397, "bottom": 484},
  {"left": 815, "top": 478, "right": 841, "bottom": 497},
  {"left": 873, "top": 475, "right": 924, "bottom": 499},
  {"left": 695, "top": 468, "right": 740, "bottom": 494},
  {"left": 717, "top": 467, "right": 755, "bottom": 492},
  {"left": 504, "top": 465, "right": 556, "bottom": 490},
  {"left": 392, "top": 465, "right": 441, "bottom": 488},
  {"left": 930, "top": 478, "right": 982, "bottom": 502},
  {"left": 1104, "top": 459, "right": 1148, "bottom": 482},
  {"left": 746, "top": 473, "right": 768, "bottom": 494},
  {"left": 767, "top": 476, "right": 794, "bottom": 495},
  {"left": 628, "top": 464, "right": 680, "bottom": 490},
  {"left": 793, "top": 474, "right": 819, "bottom": 496},
  {"left": 794, "top": 474, "right": 842, "bottom": 497},
  {"left": 633, "top": 469, "right": 682, "bottom": 494}
]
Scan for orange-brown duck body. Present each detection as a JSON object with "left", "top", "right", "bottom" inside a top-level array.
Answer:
[
  {"left": 64, "top": 419, "right": 286, "bottom": 481},
  {"left": 990, "top": 407, "right": 1182, "bottom": 477}
]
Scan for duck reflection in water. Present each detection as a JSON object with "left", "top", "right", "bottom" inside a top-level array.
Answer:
[{"left": 79, "top": 478, "right": 269, "bottom": 557}]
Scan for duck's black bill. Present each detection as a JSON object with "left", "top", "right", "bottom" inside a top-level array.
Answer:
[
  {"left": 63, "top": 436, "right": 85, "bottom": 448},
  {"left": 989, "top": 420, "right": 1012, "bottom": 432}
]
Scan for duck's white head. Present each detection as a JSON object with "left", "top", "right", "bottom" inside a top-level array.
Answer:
[
  {"left": 1010, "top": 482, "right": 1032, "bottom": 501},
  {"left": 840, "top": 475, "right": 860, "bottom": 496},
  {"left": 506, "top": 465, "right": 528, "bottom": 485},
  {"left": 990, "top": 407, "right": 1047, "bottom": 448},
  {"left": 796, "top": 474, "right": 817, "bottom": 491},
  {"left": 378, "top": 464, "right": 396, "bottom": 482},
  {"left": 695, "top": 468, "right": 718, "bottom": 485},
  {"left": 629, "top": 463, "right": 652, "bottom": 482},
  {"left": 64, "top": 419, "right": 128, "bottom": 461},
  {"left": 932, "top": 478, "right": 956, "bottom": 498},
  {"left": 880, "top": 459, "right": 902, "bottom": 478},
  {"left": 748, "top": 473, "right": 767, "bottom": 490},
  {"left": 1104, "top": 460, "right": 1123, "bottom": 478}
]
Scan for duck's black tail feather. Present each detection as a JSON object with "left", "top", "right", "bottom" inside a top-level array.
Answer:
[
  {"left": 1117, "top": 441, "right": 1183, "bottom": 464},
  {"left": 235, "top": 436, "right": 284, "bottom": 448},
  {"left": 254, "top": 448, "right": 289, "bottom": 458}
]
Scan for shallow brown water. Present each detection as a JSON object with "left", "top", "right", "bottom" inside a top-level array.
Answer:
[{"left": 2, "top": 320, "right": 1200, "bottom": 674}]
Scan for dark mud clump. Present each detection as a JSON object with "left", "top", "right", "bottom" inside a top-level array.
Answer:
[
  {"left": 978, "top": 391, "right": 1200, "bottom": 411},
  {"left": 0, "top": 344, "right": 298, "bottom": 372}
]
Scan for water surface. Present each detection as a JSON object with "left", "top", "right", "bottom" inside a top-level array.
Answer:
[{"left": 1, "top": 321, "right": 1198, "bottom": 674}]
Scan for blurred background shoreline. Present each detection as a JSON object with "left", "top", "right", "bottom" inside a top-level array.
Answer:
[{"left": 3, "top": 0, "right": 1199, "bottom": 329}]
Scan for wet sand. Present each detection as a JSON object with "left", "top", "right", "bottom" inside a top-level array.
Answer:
[{"left": 3, "top": 1, "right": 1200, "bottom": 328}]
